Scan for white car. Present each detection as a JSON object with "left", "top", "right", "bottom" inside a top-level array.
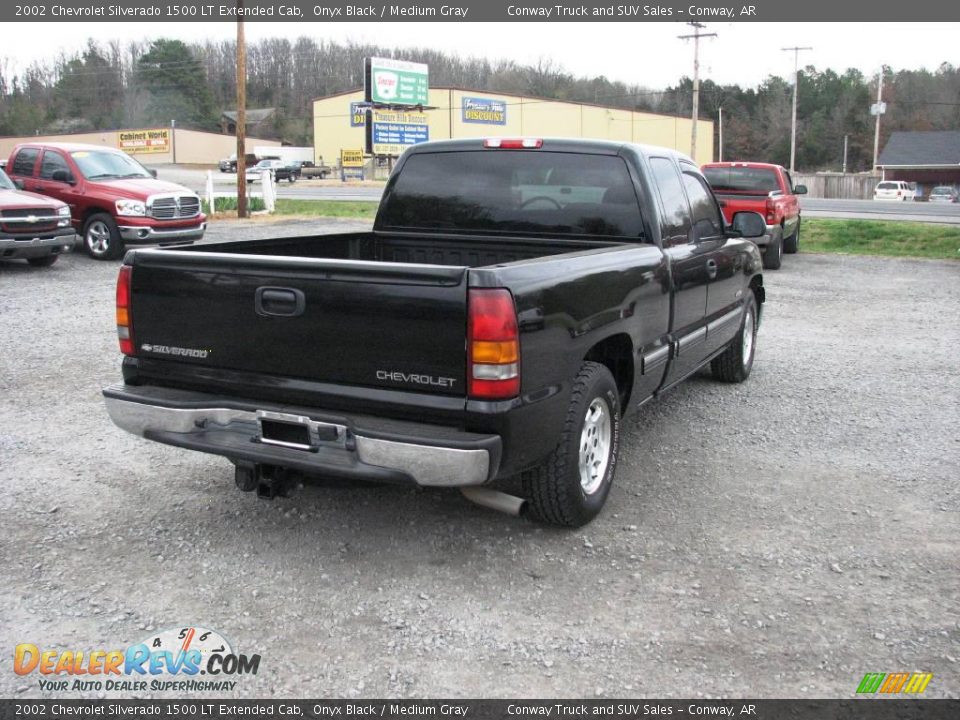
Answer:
[{"left": 874, "top": 180, "right": 916, "bottom": 201}]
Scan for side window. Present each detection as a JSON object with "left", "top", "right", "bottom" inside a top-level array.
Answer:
[
  {"left": 39, "top": 151, "right": 70, "bottom": 181},
  {"left": 11, "top": 148, "right": 39, "bottom": 176},
  {"left": 681, "top": 171, "right": 724, "bottom": 240},
  {"left": 649, "top": 157, "right": 692, "bottom": 246},
  {"left": 782, "top": 170, "right": 794, "bottom": 193}
]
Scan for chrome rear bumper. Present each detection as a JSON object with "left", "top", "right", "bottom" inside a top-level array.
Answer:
[{"left": 102, "top": 385, "right": 498, "bottom": 487}]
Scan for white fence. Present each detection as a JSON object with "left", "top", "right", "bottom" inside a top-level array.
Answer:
[{"left": 205, "top": 170, "right": 276, "bottom": 212}]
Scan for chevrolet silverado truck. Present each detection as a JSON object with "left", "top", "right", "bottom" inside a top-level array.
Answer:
[
  {"left": 0, "top": 167, "right": 76, "bottom": 267},
  {"left": 701, "top": 161, "right": 806, "bottom": 270},
  {"left": 103, "top": 138, "right": 767, "bottom": 527},
  {"left": 6, "top": 143, "right": 206, "bottom": 261}
]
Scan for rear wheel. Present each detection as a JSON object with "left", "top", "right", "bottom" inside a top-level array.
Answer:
[
  {"left": 27, "top": 254, "right": 58, "bottom": 267},
  {"left": 523, "top": 362, "right": 621, "bottom": 527},
  {"left": 82, "top": 213, "right": 124, "bottom": 260},
  {"left": 783, "top": 218, "right": 801, "bottom": 254},
  {"left": 762, "top": 231, "right": 783, "bottom": 270},
  {"left": 711, "top": 296, "right": 757, "bottom": 383}
]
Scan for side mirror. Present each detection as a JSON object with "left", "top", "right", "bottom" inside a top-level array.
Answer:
[
  {"left": 148, "top": 168, "right": 158, "bottom": 178},
  {"left": 13, "top": 179, "right": 24, "bottom": 190},
  {"left": 794, "top": 184, "right": 808, "bottom": 195},
  {"left": 51, "top": 169, "right": 75, "bottom": 184},
  {"left": 731, "top": 211, "right": 767, "bottom": 239}
]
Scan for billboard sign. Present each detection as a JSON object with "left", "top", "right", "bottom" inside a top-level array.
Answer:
[
  {"left": 118, "top": 128, "right": 170, "bottom": 154},
  {"left": 365, "top": 57, "right": 429, "bottom": 106},
  {"left": 462, "top": 97, "right": 507, "bottom": 125},
  {"left": 350, "top": 102, "right": 366, "bottom": 127},
  {"left": 366, "top": 109, "right": 429, "bottom": 156}
]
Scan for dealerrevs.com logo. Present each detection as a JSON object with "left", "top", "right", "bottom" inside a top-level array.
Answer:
[{"left": 14, "top": 626, "right": 260, "bottom": 693}]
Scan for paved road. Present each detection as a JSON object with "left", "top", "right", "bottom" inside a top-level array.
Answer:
[
  {"left": 2, "top": 225, "right": 958, "bottom": 699},
  {"left": 159, "top": 167, "right": 960, "bottom": 222}
]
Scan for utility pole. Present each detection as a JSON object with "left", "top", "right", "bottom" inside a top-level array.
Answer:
[
  {"left": 678, "top": 22, "right": 717, "bottom": 161},
  {"left": 718, "top": 105, "right": 723, "bottom": 162},
  {"left": 842, "top": 134, "right": 848, "bottom": 174},
  {"left": 872, "top": 68, "right": 885, "bottom": 171},
  {"left": 782, "top": 46, "right": 812, "bottom": 173},
  {"left": 235, "top": 0, "right": 248, "bottom": 218}
]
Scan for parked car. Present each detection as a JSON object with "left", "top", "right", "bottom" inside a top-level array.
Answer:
[
  {"left": 927, "top": 185, "right": 959, "bottom": 203},
  {"left": 246, "top": 159, "right": 299, "bottom": 183},
  {"left": 299, "top": 159, "right": 333, "bottom": 179},
  {"left": 103, "top": 138, "right": 767, "bottom": 527},
  {"left": 5, "top": 143, "right": 206, "bottom": 260},
  {"left": 0, "top": 168, "right": 76, "bottom": 267},
  {"left": 219, "top": 153, "right": 257, "bottom": 173},
  {"left": 701, "top": 161, "right": 806, "bottom": 270},
  {"left": 873, "top": 180, "right": 916, "bottom": 201}
]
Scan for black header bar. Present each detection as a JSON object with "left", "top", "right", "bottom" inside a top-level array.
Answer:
[{"left": 4, "top": 1, "right": 960, "bottom": 23}]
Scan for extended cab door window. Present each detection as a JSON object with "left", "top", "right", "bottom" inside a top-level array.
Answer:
[
  {"left": 680, "top": 169, "right": 724, "bottom": 243},
  {"left": 11, "top": 147, "right": 39, "bottom": 177},
  {"left": 648, "top": 157, "right": 692, "bottom": 247},
  {"left": 782, "top": 169, "right": 795, "bottom": 193},
  {"left": 39, "top": 150, "right": 71, "bottom": 182}
]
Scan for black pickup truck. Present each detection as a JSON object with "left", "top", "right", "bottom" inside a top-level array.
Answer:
[{"left": 103, "top": 138, "right": 767, "bottom": 527}]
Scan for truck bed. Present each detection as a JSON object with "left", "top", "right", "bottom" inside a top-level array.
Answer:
[{"left": 191, "top": 231, "right": 624, "bottom": 268}]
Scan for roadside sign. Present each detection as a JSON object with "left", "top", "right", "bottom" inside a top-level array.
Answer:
[
  {"left": 462, "top": 97, "right": 507, "bottom": 125},
  {"left": 870, "top": 102, "right": 887, "bottom": 115},
  {"left": 365, "top": 57, "right": 429, "bottom": 106},
  {"left": 365, "top": 109, "right": 429, "bottom": 156},
  {"left": 119, "top": 128, "right": 170, "bottom": 154},
  {"left": 341, "top": 149, "right": 365, "bottom": 167},
  {"left": 350, "top": 102, "right": 366, "bottom": 127}
]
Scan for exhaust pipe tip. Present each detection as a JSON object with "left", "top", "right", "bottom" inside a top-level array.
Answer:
[{"left": 460, "top": 486, "right": 527, "bottom": 517}]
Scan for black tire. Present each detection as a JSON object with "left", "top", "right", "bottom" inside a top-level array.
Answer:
[
  {"left": 783, "top": 218, "right": 801, "bottom": 254},
  {"left": 82, "top": 213, "right": 124, "bottom": 261},
  {"left": 27, "top": 254, "right": 58, "bottom": 267},
  {"left": 711, "top": 295, "right": 758, "bottom": 383},
  {"left": 289, "top": 174, "right": 297, "bottom": 183},
  {"left": 522, "top": 362, "right": 621, "bottom": 527},
  {"left": 762, "top": 230, "right": 783, "bottom": 270}
]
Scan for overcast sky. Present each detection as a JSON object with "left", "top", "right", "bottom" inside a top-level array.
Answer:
[{"left": 4, "top": 22, "right": 958, "bottom": 89}]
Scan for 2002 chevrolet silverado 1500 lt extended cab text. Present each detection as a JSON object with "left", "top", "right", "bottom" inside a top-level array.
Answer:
[{"left": 103, "top": 138, "right": 767, "bottom": 527}]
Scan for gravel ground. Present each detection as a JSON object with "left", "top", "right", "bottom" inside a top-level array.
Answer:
[{"left": 1, "top": 221, "right": 958, "bottom": 700}]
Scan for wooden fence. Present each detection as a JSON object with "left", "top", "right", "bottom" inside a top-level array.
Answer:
[{"left": 793, "top": 172, "right": 882, "bottom": 200}]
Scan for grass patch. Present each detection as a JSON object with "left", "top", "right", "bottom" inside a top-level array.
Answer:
[
  {"left": 802, "top": 219, "right": 960, "bottom": 260},
  {"left": 273, "top": 199, "right": 377, "bottom": 220},
  {"left": 202, "top": 197, "right": 265, "bottom": 214}
]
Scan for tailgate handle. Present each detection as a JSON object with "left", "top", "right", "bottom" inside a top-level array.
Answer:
[{"left": 255, "top": 287, "right": 305, "bottom": 317}]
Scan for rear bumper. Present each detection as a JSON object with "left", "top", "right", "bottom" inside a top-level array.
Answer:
[
  {"left": 118, "top": 222, "right": 206, "bottom": 243},
  {"left": 0, "top": 229, "right": 77, "bottom": 259},
  {"left": 102, "top": 384, "right": 500, "bottom": 487}
]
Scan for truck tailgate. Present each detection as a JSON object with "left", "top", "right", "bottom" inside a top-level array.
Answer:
[{"left": 128, "top": 250, "right": 468, "bottom": 397}]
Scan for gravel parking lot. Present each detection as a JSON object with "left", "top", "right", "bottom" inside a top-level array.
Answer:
[{"left": 1, "top": 220, "right": 958, "bottom": 699}]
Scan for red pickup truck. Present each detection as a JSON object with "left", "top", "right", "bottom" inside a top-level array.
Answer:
[
  {"left": 701, "top": 162, "right": 806, "bottom": 270},
  {"left": 0, "top": 167, "right": 76, "bottom": 267},
  {"left": 6, "top": 143, "right": 206, "bottom": 260}
]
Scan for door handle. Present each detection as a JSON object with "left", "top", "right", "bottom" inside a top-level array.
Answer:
[
  {"left": 705, "top": 259, "right": 718, "bottom": 279},
  {"left": 255, "top": 287, "right": 305, "bottom": 317}
]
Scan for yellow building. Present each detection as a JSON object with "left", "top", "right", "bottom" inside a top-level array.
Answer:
[{"left": 313, "top": 87, "right": 714, "bottom": 167}]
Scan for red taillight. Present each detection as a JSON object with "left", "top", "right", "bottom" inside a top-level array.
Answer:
[
  {"left": 765, "top": 198, "right": 776, "bottom": 223},
  {"left": 116, "top": 265, "right": 135, "bottom": 356},
  {"left": 483, "top": 138, "right": 543, "bottom": 149},
  {"left": 468, "top": 289, "right": 520, "bottom": 400},
  {"left": 896, "top": 191, "right": 902, "bottom": 197}
]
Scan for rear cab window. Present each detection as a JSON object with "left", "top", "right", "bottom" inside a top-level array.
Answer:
[
  {"left": 703, "top": 166, "right": 780, "bottom": 194},
  {"left": 11, "top": 147, "right": 40, "bottom": 177},
  {"left": 379, "top": 150, "right": 645, "bottom": 240}
]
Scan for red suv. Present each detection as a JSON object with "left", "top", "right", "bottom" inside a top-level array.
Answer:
[{"left": 6, "top": 143, "right": 206, "bottom": 260}]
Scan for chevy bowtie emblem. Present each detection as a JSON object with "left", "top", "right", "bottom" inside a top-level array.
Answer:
[{"left": 25, "top": 215, "right": 38, "bottom": 223}]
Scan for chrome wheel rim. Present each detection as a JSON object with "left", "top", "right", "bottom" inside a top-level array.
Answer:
[
  {"left": 579, "top": 397, "right": 612, "bottom": 495},
  {"left": 742, "top": 309, "right": 754, "bottom": 368},
  {"left": 86, "top": 221, "right": 111, "bottom": 255}
]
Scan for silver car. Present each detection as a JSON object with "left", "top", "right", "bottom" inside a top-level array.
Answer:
[{"left": 927, "top": 186, "right": 958, "bottom": 203}]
